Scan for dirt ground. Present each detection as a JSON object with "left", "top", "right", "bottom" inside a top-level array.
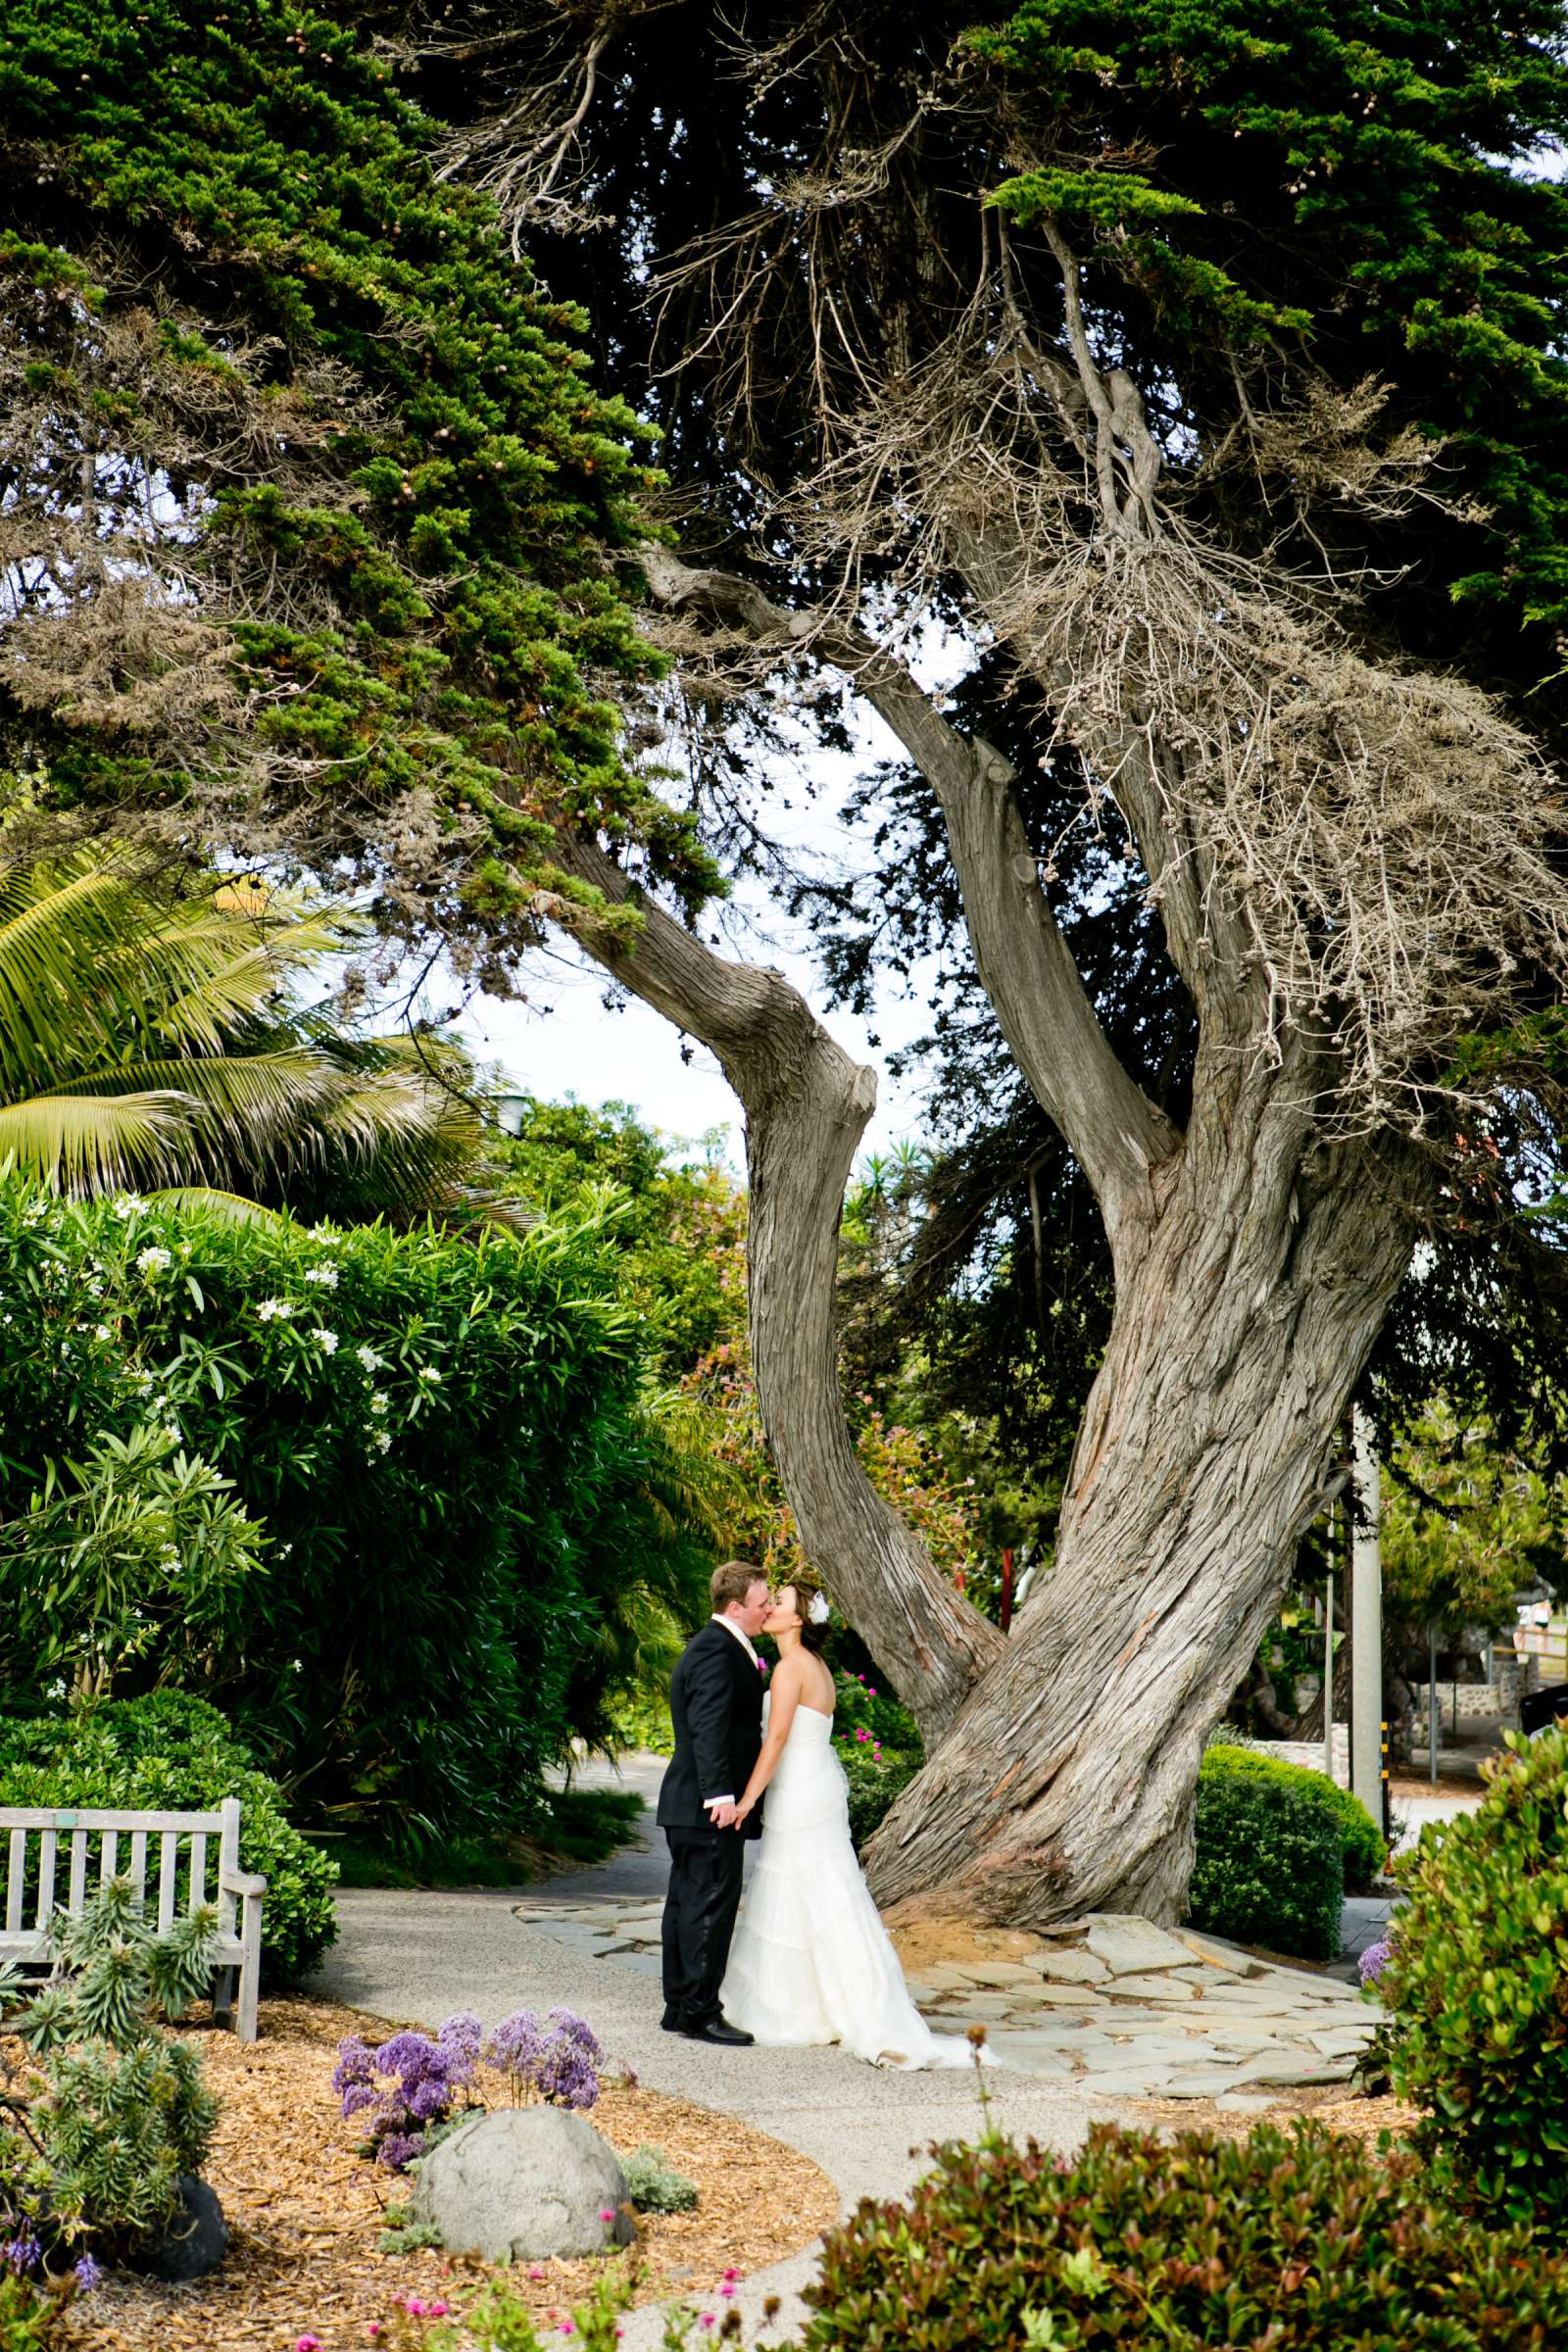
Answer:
[{"left": 65, "top": 1997, "right": 837, "bottom": 2352}]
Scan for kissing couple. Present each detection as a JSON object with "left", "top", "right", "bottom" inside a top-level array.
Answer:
[{"left": 656, "top": 1560, "right": 970, "bottom": 2069}]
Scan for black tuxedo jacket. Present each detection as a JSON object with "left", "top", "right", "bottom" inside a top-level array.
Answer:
[{"left": 656, "top": 1619, "right": 766, "bottom": 1838}]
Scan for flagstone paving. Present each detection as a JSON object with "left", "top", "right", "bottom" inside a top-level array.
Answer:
[{"left": 510, "top": 1891, "right": 1379, "bottom": 2103}]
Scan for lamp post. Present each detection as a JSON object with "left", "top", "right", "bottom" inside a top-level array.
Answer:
[{"left": 1349, "top": 1405, "right": 1384, "bottom": 1820}]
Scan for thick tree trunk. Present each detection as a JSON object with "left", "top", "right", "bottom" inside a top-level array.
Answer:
[{"left": 864, "top": 1078, "right": 1416, "bottom": 1925}]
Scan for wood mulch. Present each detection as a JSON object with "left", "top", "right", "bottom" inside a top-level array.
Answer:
[{"left": 63, "top": 1997, "right": 837, "bottom": 2352}]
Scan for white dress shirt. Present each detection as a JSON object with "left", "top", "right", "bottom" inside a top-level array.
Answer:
[{"left": 704, "top": 1613, "right": 760, "bottom": 1807}]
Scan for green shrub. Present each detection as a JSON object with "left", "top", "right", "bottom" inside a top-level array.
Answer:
[
  {"left": 1186, "top": 1769, "right": 1343, "bottom": 1959},
  {"left": 0, "top": 1875, "right": 219, "bottom": 2258},
  {"left": 1200, "top": 1742, "right": 1386, "bottom": 1888},
  {"left": 0, "top": 1175, "right": 710, "bottom": 1850},
  {"left": 0, "top": 1693, "right": 337, "bottom": 1983},
  {"left": 840, "top": 1742, "right": 920, "bottom": 1850},
  {"left": 619, "top": 2144, "right": 698, "bottom": 2215},
  {"left": 0, "top": 2275, "right": 71, "bottom": 2352},
  {"left": 1381, "top": 1725, "right": 1568, "bottom": 2238},
  {"left": 800, "top": 2118, "right": 1568, "bottom": 2350}
]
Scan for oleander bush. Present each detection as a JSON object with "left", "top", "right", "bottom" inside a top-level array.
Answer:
[
  {"left": 0, "top": 1176, "right": 711, "bottom": 1852},
  {"left": 0, "top": 1693, "right": 336, "bottom": 1984},
  {"left": 1379, "top": 1725, "right": 1568, "bottom": 2239},
  {"left": 1186, "top": 1768, "right": 1344, "bottom": 1959},
  {"left": 1200, "top": 1742, "right": 1387, "bottom": 1889},
  {"left": 800, "top": 2118, "right": 1568, "bottom": 2350}
]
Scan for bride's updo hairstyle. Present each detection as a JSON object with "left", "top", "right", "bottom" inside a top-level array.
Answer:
[{"left": 784, "top": 1573, "right": 833, "bottom": 1656}]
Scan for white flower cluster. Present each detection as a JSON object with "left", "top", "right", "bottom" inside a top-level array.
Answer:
[
  {"left": 256, "top": 1298, "right": 295, "bottom": 1322},
  {"left": 356, "top": 1345, "right": 383, "bottom": 1373},
  {"left": 303, "top": 1265, "right": 339, "bottom": 1288},
  {"left": 135, "top": 1246, "right": 172, "bottom": 1275},
  {"left": 315, "top": 1328, "right": 339, "bottom": 1355}
]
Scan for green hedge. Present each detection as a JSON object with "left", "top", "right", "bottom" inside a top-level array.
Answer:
[
  {"left": 0, "top": 1693, "right": 337, "bottom": 1983},
  {"left": 0, "top": 1176, "right": 710, "bottom": 1847},
  {"left": 1201, "top": 1742, "right": 1386, "bottom": 1888},
  {"left": 1381, "top": 1725, "right": 1568, "bottom": 2239},
  {"left": 801, "top": 2118, "right": 1568, "bottom": 2349},
  {"left": 1186, "top": 1769, "right": 1344, "bottom": 1960}
]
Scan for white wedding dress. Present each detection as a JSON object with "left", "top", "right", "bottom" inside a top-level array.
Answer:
[{"left": 719, "top": 1695, "right": 972, "bottom": 2069}]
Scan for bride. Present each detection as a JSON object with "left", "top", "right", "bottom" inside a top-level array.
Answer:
[{"left": 719, "top": 1577, "right": 972, "bottom": 2070}]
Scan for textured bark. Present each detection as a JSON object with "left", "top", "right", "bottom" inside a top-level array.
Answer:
[{"left": 863, "top": 1073, "right": 1416, "bottom": 1924}]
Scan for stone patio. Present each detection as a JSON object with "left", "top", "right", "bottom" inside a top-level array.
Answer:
[{"left": 510, "top": 1892, "right": 1378, "bottom": 2108}]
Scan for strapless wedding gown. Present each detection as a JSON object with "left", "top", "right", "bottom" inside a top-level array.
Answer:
[{"left": 719, "top": 1698, "right": 972, "bottom": 2069}]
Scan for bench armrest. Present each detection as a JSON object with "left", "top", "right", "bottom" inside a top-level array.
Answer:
[{"left": 220, "top": 1869, "right": 269, "bottom": 1898}]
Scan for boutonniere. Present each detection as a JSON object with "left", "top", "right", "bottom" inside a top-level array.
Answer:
[{"left": 758, "top": 1658, "right": 769, "bottom": 1675}]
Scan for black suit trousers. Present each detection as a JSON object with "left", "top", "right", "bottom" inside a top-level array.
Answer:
[{"left": 662, "top": 1826, "right": 746, "bottom": 2024}]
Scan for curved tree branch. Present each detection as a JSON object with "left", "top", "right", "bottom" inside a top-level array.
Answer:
[
  {"left": 639, "top": 542, "right": 1182, "bottom": 1265},
  {"left": 549, "top": 824, "right": 1005, "bottom": 1741}
]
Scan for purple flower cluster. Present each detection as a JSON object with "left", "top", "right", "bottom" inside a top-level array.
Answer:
[
  {"left": 1, "top": 2224, "right": 40, "bottom": 2277},
  {"left": 1357, "top": 1932, "right": 1396, "bottom": 1988},
  {"left": 73, "top": 2255, "right": 103, "bottom": 2293},
  {"left": 334, "top": 2008, "right": 605, "bottom": 2171},
  {"left": 486, "top": 2008, "right": 603, "bottom": 2112},
  {"left": 332, "top": 2012, "right": 481, "bottom": 2170}
]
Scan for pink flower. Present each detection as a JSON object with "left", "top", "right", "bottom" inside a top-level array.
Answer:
[
  {"left": 856, "top": 1728, "right": 869, "bottom": 1742},
  {"left": 295, "top": 2338, "right": 321, "bottom": 2351},
  {"left": 599, "top": 2208, "right": 616, "bottom": 2223},
  {"left": 529, "top": 2268, "right": 546, "bottom": 2281},
  {"left": 720, "top": 2283, "right": 736, "bottom": 2299},
  {"left": 406, "top": 2300, "right": 427, "bottom": 2320},
  {"left": 700, "top": 2318, "right": 716, "bottom": 2331},
  {"left": 430, "top": 2304, "right": 450, "bottom": 2320},
  {"left": 560, "top": 2324, "right": 576, "bottom": 2337},
  {"left": 722, "top": 2269, "right": 742, "bottom": 2283},
  {"left": 867, "top": 1688, "right": 877, "bottom": 1697}
]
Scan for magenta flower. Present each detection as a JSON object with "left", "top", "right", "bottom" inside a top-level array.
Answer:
[
  {"left": 599, "top": 2208, "right": 616, "bottom": 2223},
  {"left": 295, "top": 2338, "right": 322, "bottom": 2352}
]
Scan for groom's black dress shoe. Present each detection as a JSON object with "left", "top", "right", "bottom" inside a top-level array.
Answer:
[
  {"left": 660, "top": 2007, "right": 685, "bottom": 2033},
  {"left": 682, "top": 2014, "right": 755, "bottom": 2046}
]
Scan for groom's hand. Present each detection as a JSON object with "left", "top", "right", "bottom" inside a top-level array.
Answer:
[{"left": 705, "top": 1797, "right": 740, "bottom": 1829}]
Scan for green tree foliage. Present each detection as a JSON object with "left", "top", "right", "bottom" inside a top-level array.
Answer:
[
  {"left": 0, "top": 0, "right": 708, "bottom": 954},
  {"left": 0, "top": 1170, "right": 710, "bottom": 1846},
  {"left": 1382, "top": 1401, "right": 1564, "bottom": 1635},
  {"left": 0, "top": 842, "right": 494, "bottom": 1216},
  {"left": 480, "top": 0, "right": 1568, "bottom": 1564}
]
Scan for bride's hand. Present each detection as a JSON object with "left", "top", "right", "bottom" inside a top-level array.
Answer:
[{"left": 733, "top": 1794, "right": 757, "bottom": 1827}]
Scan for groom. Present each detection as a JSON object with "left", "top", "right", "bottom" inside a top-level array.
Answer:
[{"left": 656, "top": 1560, "right": 770, "bottom": 2045}]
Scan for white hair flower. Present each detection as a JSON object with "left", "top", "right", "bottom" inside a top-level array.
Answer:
[{"left": 807, "top": 1592, "right": 831, "bottom": 1627}]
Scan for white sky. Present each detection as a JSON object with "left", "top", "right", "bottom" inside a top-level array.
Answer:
[{"left": 448, "top": 710, "right": 949, "bottom": 1172}]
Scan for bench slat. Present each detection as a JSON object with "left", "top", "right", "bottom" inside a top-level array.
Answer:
[
  {"left": 158, "top": 1835, "right": 177, "bottom": 1934},
  {"left": 36, "top": 1830, "right": 57, "bottom": 1931},
  {"left": 0, "top": 1808, "right": 225, "bottom": 1835},
  {"left": 5, "top": 1831, "right": 23, "bottom": 1935},
  {"left": 100, "top": 1829, "right": 119, "bottom": 1886},
  {"left": 128, "top": 1831, "right": 148, "bottom": 1906},
  {"left": 68, "top": 1832, "right": 86, "bottom": 1916},
  {"left": 189, "top": 1833, "right": 207, "bottom": 1910}
]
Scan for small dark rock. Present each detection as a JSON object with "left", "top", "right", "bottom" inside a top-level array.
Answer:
[{"left": 128, "top": 2175, "right": 228, "bottom": 2281}]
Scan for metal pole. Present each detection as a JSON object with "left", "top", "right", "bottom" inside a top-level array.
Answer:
[
  {"left": 1429, "top": 1621, "right": 1440, "bottom": 1785},
  {"left": 1349, "top": 1405, "right": 1384, "bottom": 1818}
]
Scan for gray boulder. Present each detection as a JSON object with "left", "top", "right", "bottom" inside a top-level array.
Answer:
[
  {"left": 409, "top": 2108, "right": 635, "bottom": 2263},
  {"left": 130, "top": 2175, "right": 229, "bottom": 2281}
]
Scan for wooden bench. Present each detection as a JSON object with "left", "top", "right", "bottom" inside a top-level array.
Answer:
[{"left": 0, "top": 1798, "right": 268, "bottom": 2041}]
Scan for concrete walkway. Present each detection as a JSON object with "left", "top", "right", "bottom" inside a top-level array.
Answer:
[{"left": 317, "top": 1752, "right": 1379, "bottom": 2345}]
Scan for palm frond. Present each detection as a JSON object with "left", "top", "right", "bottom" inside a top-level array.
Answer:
[
  {"left": 0, "top": 1091, "right": 198, "bottom": 1194},
  {"left": 145, "top": 1187, "right": 283, "bottom": 1227}
]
